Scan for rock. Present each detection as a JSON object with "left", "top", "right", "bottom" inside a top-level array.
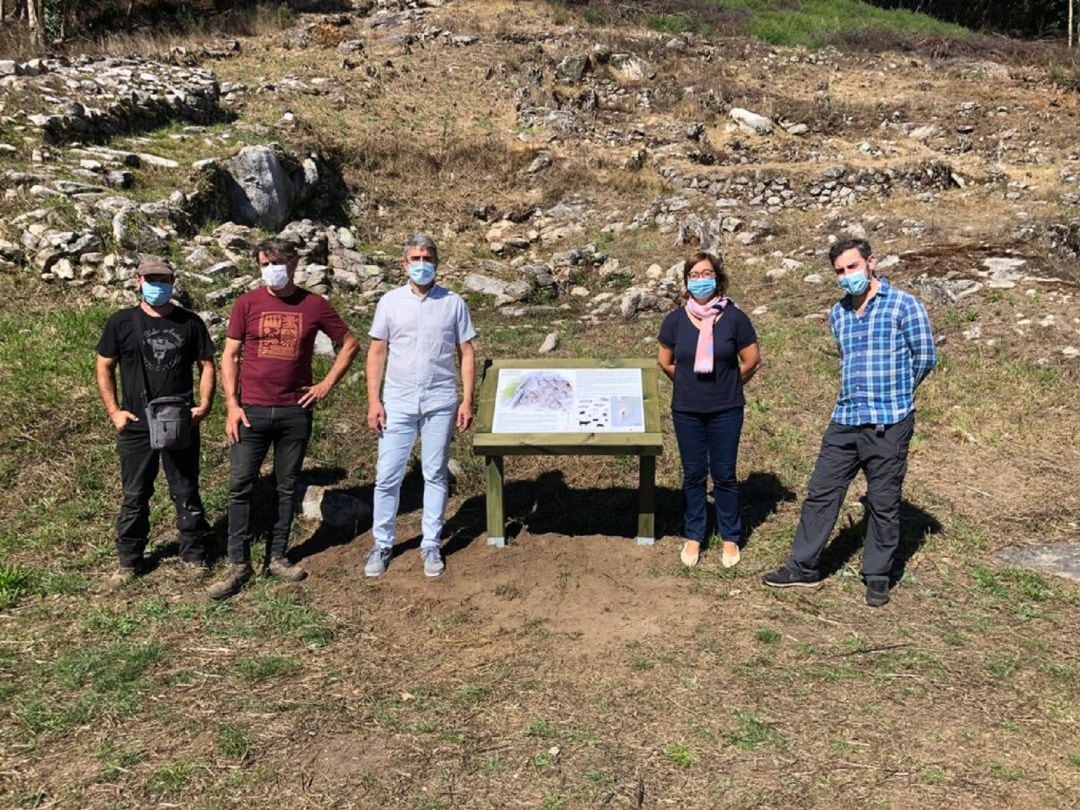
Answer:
[
  {"left": 205, "top": 260, "right": 237, "bottom": 276},
  {"left": 803, "top": 273, "right": 824, "bottom": 284},
  {"left": 447, "top": 459, "right": 465, "bottom": 481},
  {"left": 619, "top": 288, "right": 644, "bottom": 318},
  {"left": 314, "top": 331, "right": 336, "bottom": 357},
  {"left": 52, "top": 258, "right": 75, "bottom": 280},
  {"left": 137, "top": 153, "right": 180, "bottom": 169},
  {"left": 908, "top": 124, "right": 939, "bottom": 141},
  {"left": 206, "top": 287, "right": 238, "bottom": 305},
  {"left": 526, "top": 153, "right": 552, "bottom": 174},
  {"left": 218, "top": 145, "right": 318, "bottom": 231},
  {"left": 786, "top": 123, "right": 809, "bottom": 136},
  {"left": 608, "top": 53, "right": 653, "bottom": 82},
  {"left": 464, "top": 273, "right": 533, "bottom": 305},
  {"left": 555, "top": 55, "right": 589, "bottom": 84},
  {"left": 337, "top": 226, "right": 355, "bottom": 249},
  {"left": 299, "top": 484, "right": 370, "bottom": 529},
  {"left": 570, "top": 286, "right": 590, "bottom": 297},
  {"left": 995, "top": 545, "right": 1080, "bottom": 583},
  {"left": 185, "top": 246, "right": 214, "bottom": 266},
  {"left": 1062, "top": 346, "right": 1079, "bottom": 359},
  {"left": 730, "top": 108, "right": 773, "bottom": 135},
  {"left": 538, "top": 332, "right": 559, "bottom": 354}
]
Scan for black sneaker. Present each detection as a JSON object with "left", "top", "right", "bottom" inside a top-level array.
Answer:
[
  {"left": 762, "top": 567, "right": 821, "bottom": 588},
  {"left": 865, "top": 580, "right": 891, "bottom": 607}
]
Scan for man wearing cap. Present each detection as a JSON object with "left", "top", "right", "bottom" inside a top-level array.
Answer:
[
  {"left": 209, "top": 238, "right": 360, "bottom": 600},
  {"left": 363, "top": 233, "right": 476, "bottom": 579},
  {"left": 96, "top": 257, "right": 216, "bottom": 586}
]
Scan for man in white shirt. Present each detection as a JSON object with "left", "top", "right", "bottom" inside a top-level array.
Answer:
[{"left": 364, "top": 234, "right": 477, "bottom": 578}]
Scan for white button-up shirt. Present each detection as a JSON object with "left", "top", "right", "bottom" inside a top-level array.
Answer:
[{"left": 369, "top": 283, "right": 476, "bottom": 413}]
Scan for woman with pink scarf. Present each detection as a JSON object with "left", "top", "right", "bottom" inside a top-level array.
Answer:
[{"left": 657, "top": 252, "right": 761, "bottom": 568}]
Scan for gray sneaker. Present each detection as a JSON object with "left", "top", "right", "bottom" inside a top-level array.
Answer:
[
  {"left": 364, "top": 546, "right": 392, "bottom": 578},
  {"left": 421, "top": 547, "right": 445, "bottom": 578}
]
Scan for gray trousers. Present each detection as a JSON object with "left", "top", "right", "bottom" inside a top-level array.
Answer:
[{"left": 787, "top": 413, "right": 915, "bottom": 583}]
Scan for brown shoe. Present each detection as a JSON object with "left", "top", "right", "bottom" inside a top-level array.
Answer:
[
  {"left": 268, "top": 557, "right": 308, "bottom": 583},
  {"left": 207, "top": 563, "right": 253, "bottom": 601},
  {"left": 108, "top": 566, "right": 138, "bottom": 589}
]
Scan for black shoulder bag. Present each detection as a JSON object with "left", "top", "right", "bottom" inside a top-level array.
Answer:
[{"left": 130, "top": 308, "right": 194, "bottom": 451}]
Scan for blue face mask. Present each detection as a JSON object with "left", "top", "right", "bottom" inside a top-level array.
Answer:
[
  {"left": 142, "top": 280, "right": 173, "bottom": 306},
  {"left": 687, "top": 277, "right": 717, "bottom": 299},
  {"left": 838, "top": 270, "right": 870, "bottom": 296},
  {"left": 407, "top": 260, "right": 436, "bottom": 286}
]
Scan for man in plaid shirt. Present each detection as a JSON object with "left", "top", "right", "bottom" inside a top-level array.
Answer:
[{"left": 763, "top": 238, "right": 936, "bottom": 606}]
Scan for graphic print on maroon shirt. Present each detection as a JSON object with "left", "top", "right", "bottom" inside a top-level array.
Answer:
[
  {"left": 227, "top": 287, "right": 350, "bottom": 407},
  {"left": 257, "top": 311, "right": 302, "bottom": 360}
]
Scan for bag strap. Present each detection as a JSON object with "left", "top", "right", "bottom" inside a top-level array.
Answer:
[{"left": 128, "top": 306, "right": 154, "bottom": 405}]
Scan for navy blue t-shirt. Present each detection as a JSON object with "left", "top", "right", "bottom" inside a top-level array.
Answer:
[{"left": 658, "top": 305, "right": 757, "bottom": 413}]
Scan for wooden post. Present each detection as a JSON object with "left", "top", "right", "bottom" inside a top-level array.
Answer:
[
  {"left": 637, "top": 454, "right": 656, "bottom": 545},
  {"left": 485, "top": 455, "right": 505, "bottom": 546}
]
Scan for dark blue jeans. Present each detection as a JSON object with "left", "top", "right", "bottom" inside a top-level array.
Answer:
[
  {"left": 227, "top": 405, "right": 312, "bottom": 564},
  {"left": 671, "top": 407, "right": 744, "bottom": 544},
  {"left": 116, "top": 426, "right": 211, "bottom": 567}
]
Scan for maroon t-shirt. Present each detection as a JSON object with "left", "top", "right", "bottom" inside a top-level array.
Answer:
[{"left": 226, "top": 286, "right": 351, "bottom": 407}]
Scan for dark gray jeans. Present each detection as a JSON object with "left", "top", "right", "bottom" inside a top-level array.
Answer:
[
  {"left": 787, "top": 413, "right": 915, "bottom": 583},
  {"left": 116, "top": 426, "right": 210, "bottom": 567},
  {"left": 227, "top": 405, "right": 312, "bottom": 565}
]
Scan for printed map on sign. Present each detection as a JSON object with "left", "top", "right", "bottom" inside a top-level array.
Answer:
[{"left": 492, "top": 368, "right": 645, "bottom": 433}]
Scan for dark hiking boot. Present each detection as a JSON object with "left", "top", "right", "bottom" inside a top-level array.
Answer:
[
  {"left": 268, "top": 557, "right": 308, "bottom": 583},
  {"left": 207, "top": 563, "right": 253, "bottom": 601},
  {"left": 865, "top": 580, "right": 891, "bottom": 607}
]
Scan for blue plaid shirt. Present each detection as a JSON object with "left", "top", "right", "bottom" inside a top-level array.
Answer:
[{"left": 829, "top": 278, "right": 936, "bottom": 426}]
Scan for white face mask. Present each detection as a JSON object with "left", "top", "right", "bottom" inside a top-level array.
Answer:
[{"left": 261, "top": 263, "right": 290, "bottom": 290}]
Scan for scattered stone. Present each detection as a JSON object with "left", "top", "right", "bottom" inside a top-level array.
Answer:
[
  {"left": 803, "top": 273, "right": 824, "bottom": 284},
  {"left": 298, "top": 484, "right": 370, "bottom": 529},
  {"left": 538, "top": 332, "right": 559, "bottom": 354},
  {"left": 995, "top": 545, "right": 1080, "bottom": 583},
  {"left": 730, "top": 107, "right": 773, "bottom": 135}
]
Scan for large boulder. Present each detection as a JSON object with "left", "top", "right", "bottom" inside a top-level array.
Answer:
[{"left": 218, "top": 145, "right": 318, "bottom": 231}]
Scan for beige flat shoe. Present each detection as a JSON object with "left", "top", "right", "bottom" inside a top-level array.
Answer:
[
  {"left": 680, "top": 540, "right": 701, "bottom": 568},
  {"left": 721, "top": 542, "right": 741, "bottom": 569}
]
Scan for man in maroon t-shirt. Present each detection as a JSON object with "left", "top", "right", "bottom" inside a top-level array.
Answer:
[{"left": 208, "top": 238, "right": 360, "bottom": 600}]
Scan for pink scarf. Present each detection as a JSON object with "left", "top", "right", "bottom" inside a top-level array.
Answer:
[{"left": 686, "top": 295, "right": 730, "bottom": 374}]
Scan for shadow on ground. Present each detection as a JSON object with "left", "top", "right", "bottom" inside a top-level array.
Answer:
[{"left": 816, "top": 497, "right": 943, "bottom": 583}]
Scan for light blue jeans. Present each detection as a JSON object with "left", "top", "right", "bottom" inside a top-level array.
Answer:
[{"left": 372, "top": 405, "right": 457, "bottom": 550}]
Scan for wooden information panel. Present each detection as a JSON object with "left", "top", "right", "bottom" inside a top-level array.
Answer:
[{"left": 472, "top": 358, "right": 664, "bottom": 546}]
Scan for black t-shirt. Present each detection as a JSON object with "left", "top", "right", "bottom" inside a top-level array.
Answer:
[
  {"left": 657, "top": 305, "right": 758, "bottom": 413},
  {"left": 97, "top": 306, "right": 214, "bottom": 424}
]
